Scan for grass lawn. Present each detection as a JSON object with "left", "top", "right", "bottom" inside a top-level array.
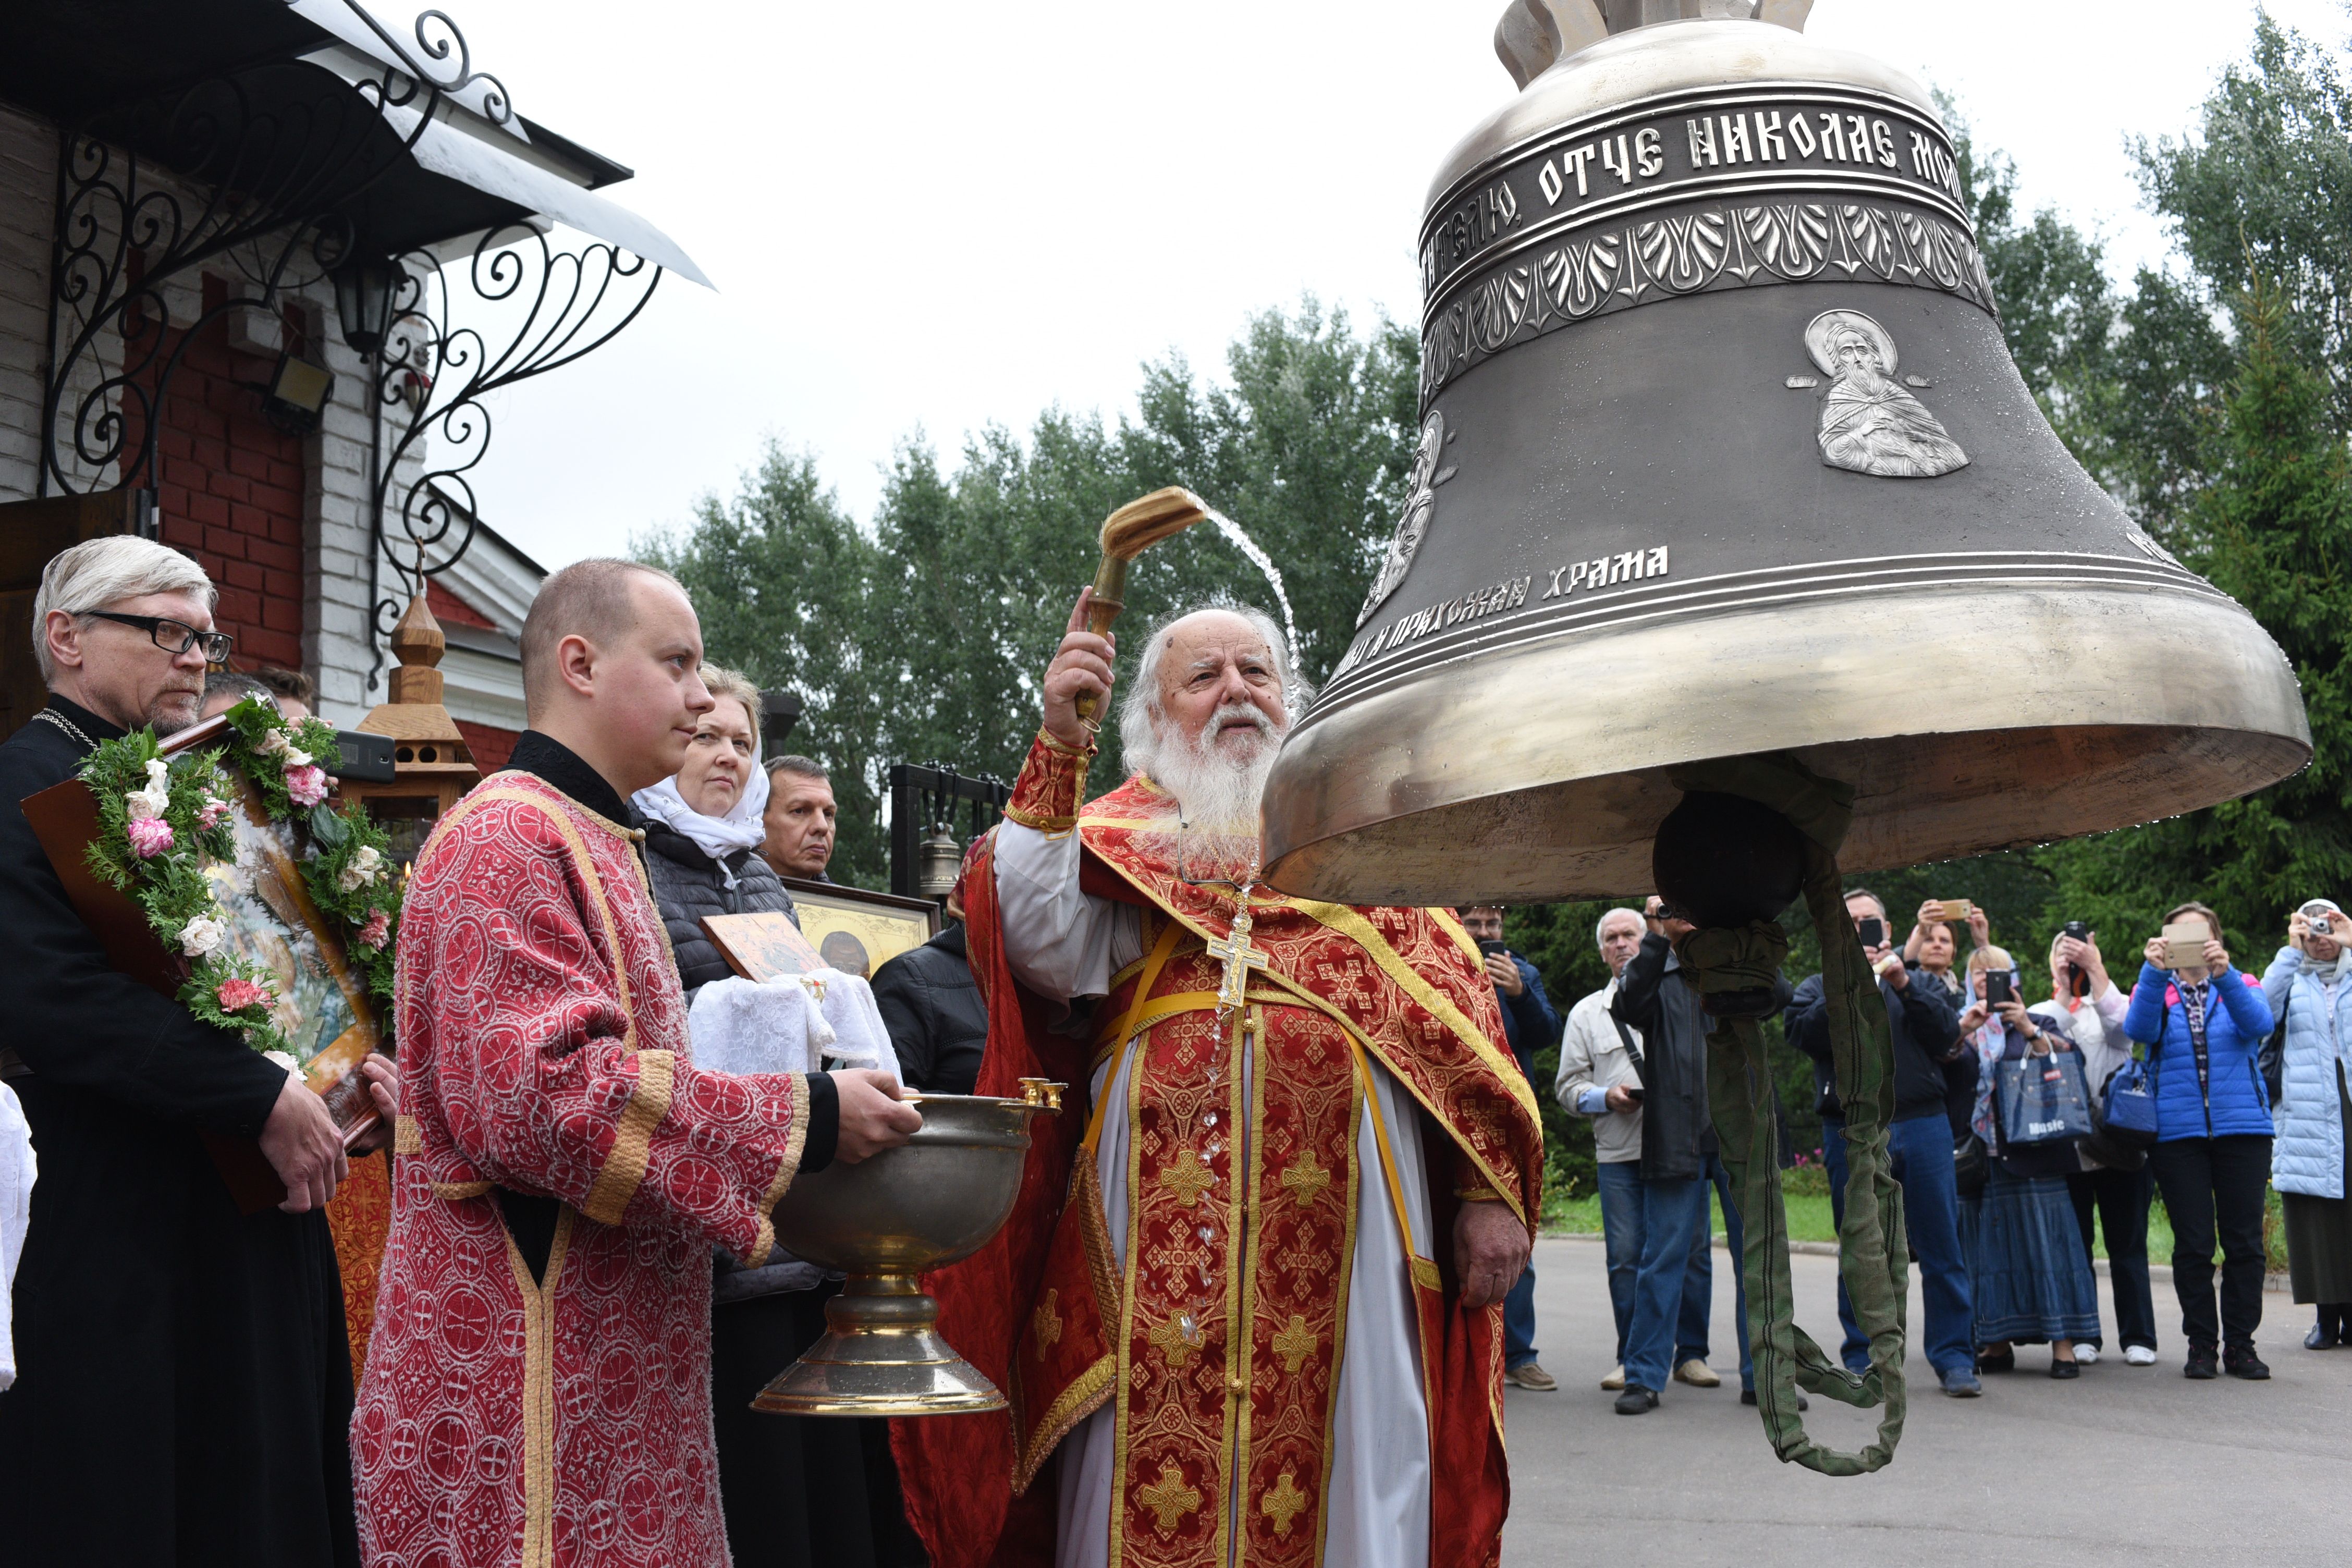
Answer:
[{"left": 1541, "top": 1187, "right": 2188, "bottom": 1262}]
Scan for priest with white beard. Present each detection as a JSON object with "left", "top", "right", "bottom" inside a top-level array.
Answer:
[{"left": 895, "top": 590, "right": 1543, "bottom": 1568}]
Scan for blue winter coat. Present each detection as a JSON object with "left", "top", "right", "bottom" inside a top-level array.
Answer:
[
  {"left": 2122, "top": 961, "right": 2276, "bottom": 1141},
  {"left": 2260, "top": 948, "right": 2350, "bottom": 1200}
]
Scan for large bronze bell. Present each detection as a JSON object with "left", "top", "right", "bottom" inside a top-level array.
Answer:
[{"left": 1263, "top": 1, "right": 2310, "bottom": 903}]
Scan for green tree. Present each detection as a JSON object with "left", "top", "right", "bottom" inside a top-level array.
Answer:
[
  {"left": 2042, "top": 275, "right": 2352, "bottom": 951},
  {"left": 638, "top": 446, "right": 893, "bottom": 880},
  {"left": 644, "top": 299, "right": 1422, "bottom": 889}
]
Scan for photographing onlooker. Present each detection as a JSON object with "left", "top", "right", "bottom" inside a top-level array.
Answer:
[
  {"left": 2260, "top": 898, "right": 2352, "bottom": 1351},
  {"left": 1787, "top": 888, "right": 1976, "bottom": 1396},
  {"left": 2123, "top": 901, "right": 2277, "bottom": 1379},
  {"left": 762, "top": 755, "right": 838, "bottom": 881},
  {"left": 1958, "top": 947, "right": 2099, "bottom": 1377},
  {"left": 2038, "top": 926, "right": 2158, "bottom": 1366},
  {"left": 873, "top": 837, "right": 991, "bottom": 1095},
  {"left": 633, "top": 666, "right": 799, "bottom": 997},
  {"left": 1459, "top": 903, "right": 1562, "bottom": 1393},
  {"left": 1905, "top": 908, "right": 1983, "bottom": 1147},
  {"left": 1575, "top": 905, "right": 1721, "bottom": 1413},
  {"left": 1555, "top": 910, "right": 1650, "bottom": 1394}
]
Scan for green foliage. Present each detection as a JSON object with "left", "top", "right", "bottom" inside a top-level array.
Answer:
[
  {"left": 643, "top": 300, "right": 1420, "bottom": 888},
  {"left": 2040, "top": 275, "right": 2352, "bottom": 953}
]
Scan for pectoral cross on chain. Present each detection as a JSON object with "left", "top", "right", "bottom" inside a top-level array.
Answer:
[{"left": 1205, "top": 888, "right": 1269, "bottom": 1019}]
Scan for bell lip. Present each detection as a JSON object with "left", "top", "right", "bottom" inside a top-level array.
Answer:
[
  {"left": 1427, "top": 17, "right": 1944, "bottom": 217},
  {"left": 1260, "top": 581, "right": 2311, "bottom": 905}
]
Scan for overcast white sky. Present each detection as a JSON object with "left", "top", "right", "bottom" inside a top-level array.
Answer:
[{"left": 422, "top": 0, "right": 2351, "bottom": 571}]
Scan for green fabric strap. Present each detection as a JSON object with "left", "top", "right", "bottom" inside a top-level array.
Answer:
[{"left": 1669, "top": 755, "right": 1908, "bottom": 1475}]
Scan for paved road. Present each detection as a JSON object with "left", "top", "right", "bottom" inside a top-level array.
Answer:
[{"left": 1500, "top": 1235, "right": 2352, "bottom": 1566}]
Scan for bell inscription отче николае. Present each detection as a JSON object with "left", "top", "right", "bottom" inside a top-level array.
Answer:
[{"left": 1263, "top": 2, "right": 2311, "bottom": 904}]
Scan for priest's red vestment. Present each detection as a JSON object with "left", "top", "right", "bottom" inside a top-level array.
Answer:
[
  {"left": 895, "top": 734, "right": 1542, "bottom": 1568},
  {"left": 355, "top": 774, "right": 812, "bottom": 1568}
]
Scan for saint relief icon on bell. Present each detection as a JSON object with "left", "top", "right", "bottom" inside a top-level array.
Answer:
[
  {"left": 1356, "top": 410, "right": 1459, "bottom": 625},
  {"left": 1802, "top": 309, "right": 1969, "bottom": 479}
]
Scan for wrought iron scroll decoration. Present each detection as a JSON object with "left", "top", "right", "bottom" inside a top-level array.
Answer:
[
  {"left": 361, "top": 226, "right": 663, "bottom": 685},
  {"left": 37, "top": 2, "right": 504, "bottom": 501}
]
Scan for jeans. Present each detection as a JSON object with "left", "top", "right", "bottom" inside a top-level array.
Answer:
[
  {"left": 1503, "top": 1263, "right": 1539, "bottom": 1369},
  {"left": 1823, "top": 1113, "right": 1975, "bottom": 1375},
  {"left": 1596, "top": 1159, "right": 1709, "bottom": 1392},
  {"left": 2068, "top": 1165, "right": 2158, "bottom": 1352},
  {"left": 1686, "top": 1151, "right": 1754, "bottom": 1390},
  {"left": 2147, "top": 1134, "right": 2273, "bottom": 1351}
]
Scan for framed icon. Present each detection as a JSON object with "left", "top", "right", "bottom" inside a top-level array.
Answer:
[{"left": 775, "top": 878, "right": 939, "bottom": 980}]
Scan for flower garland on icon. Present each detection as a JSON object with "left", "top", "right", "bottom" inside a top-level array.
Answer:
[{"left": 80, "top": 697, "right": 401, "bottom": 1060}]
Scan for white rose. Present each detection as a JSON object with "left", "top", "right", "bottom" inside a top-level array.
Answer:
[
  {"left": 143, "top": 758, "right": 171, "bottom": 793},
  {"left": 179, "top": 913, "right": 227, "bottom": 957},
  {"left": 281, "top": 746, "right": 313, "bottom": 769},
  {"left": 125, "top": 789, "right": 161, "bottom": 822},
  {"left": 336, "top": 844, "right": 384, "bottom": 892},
  {"left": 255, "top": 729, "right": 289, "bottom": 756}
]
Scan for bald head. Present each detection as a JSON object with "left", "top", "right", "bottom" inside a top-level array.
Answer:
[
  {"left": 519, "top": 558, "right": 713, "bottom": 797},
  {"left": 521, "top": 559, "right": 687, "bottom": 710}
]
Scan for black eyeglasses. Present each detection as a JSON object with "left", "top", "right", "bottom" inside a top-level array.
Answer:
[{"left": 74, "top": 611, "right": 235, "bottom": 664}]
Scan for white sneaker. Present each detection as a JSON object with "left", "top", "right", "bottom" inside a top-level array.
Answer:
[
  {"left": 2075, "top": 1345, "right": 2100, "bottom": 1366},
  {"left": 2124, "top": 1345, "right": 2157, "bottom": 1366},
  {"left": 1600, "top": 1364, "right": 1625, "bottom": 1390},
  {"left": 1673, "top": 1358, "right": 1722, "bottom": 1388}
]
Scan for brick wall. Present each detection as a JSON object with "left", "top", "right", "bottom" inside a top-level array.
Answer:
[{"left": 142, "top": 275, "right": 310, "bottom": 671}]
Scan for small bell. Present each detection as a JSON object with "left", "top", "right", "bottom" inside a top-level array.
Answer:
[{"left": 915, "top": 823, "right": 962, "bottom": 900}]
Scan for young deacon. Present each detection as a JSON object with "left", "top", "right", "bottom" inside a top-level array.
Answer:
[{"left": 354, "top": 560, "right": 919, "bottom": 1568}]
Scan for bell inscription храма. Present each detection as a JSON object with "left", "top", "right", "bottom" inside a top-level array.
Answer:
[{"left": 1804, "top": 309, "right": 1968, "bottom": 479}]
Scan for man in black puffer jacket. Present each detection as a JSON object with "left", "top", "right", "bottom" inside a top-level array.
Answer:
[
  {"left": 641, "top": 818, "right": 799, "bottom": 996},
  {"left": 873, "top": 841, "right": 989, "bottom": 1095}
]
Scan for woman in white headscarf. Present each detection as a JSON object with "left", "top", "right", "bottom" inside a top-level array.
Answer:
[
  {"left": 638, "top": 666, "right": 922, "bottom": 1568},
  {"left": 632, "top": 664, "right": 800, "bottom": 997},
  {"left": 2261, "top": 898, "right": 2352, "bottom": 1351}
]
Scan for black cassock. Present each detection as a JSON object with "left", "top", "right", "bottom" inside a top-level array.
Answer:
[{"left": 0, "top": 697, "right": 358, "bottom": 1568}]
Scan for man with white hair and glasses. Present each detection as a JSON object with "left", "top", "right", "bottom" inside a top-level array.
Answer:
[
  {"left": 0, "top": 536, "right": 394, "bottom": 1566},
  {"left": 899, "top": 589, "right": 1542, "bottom": 1568}
]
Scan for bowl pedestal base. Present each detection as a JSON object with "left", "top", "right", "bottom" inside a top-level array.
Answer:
[{"left": 751, "top": 1272, "right": 1006, "bottom": 1417}]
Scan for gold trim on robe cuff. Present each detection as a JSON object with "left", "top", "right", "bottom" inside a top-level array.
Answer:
[
  {"left": 431, "top": 1180, "right": 495, "bottom": 1200},
  {"left": 581, "top": 1048, "right": 677, "bottom": 1225},
  {"left": 744, "top": 1072, "right": 812, "bottom": 1268},
  {"left": 1012, "top": 1353, "right": 1116, "bottom": 1495},
  {"left": 393, "top": 1114, "right": 424, "bottom": 1156},
  {"left": 1001, "top": 731, "right": 1094, "bottom": 836}
]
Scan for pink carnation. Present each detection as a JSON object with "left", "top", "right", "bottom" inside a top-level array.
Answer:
[
  {"left": 358, "top": 908, "right": 391, "bottom": 950},
  {"left": 125, "top": 815, "right": 175, "bottom": 858},
  {"left": 215, "top": 976, "right": 273, "bottom": 1013},
  {"left": 198, "top": 797, "right": 231, "bottom": 829},
  {"left": 284, "top": 764, "right": 329, "bottom": 807}
]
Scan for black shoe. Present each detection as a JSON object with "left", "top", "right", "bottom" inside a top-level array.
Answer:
[
  {"left": 2048, "top": 1358, "right": 2080, "bottom": 1380},
  {"left": 1737, "top": 1389, "right": 1808, "bottom": 1410},
  {"left": 1977, "top": 1348, "right": 2016, "bottom": 1374},
  {"left": 1613, "top": 1384, "right": 1660, "bottom": 1415},
  {"left": 2184, "top": 1346, "right": 2219, "bottom": 1380},
  {"left": 2305, "top": 1321, "right": 2332, "bottom": 1350},
  {"left": 2224, "top": 1345, "right": 2271, "bottom": 1380}
]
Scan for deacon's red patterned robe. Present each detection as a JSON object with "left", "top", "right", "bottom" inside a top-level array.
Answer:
[
  {"left": 355, "top": 773, "right": 812, "bottom": 1568},
  {"left": 896, "top": 734, "right": 1544, "bottom": 1568}
]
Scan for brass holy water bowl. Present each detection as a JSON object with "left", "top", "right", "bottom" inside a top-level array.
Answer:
[{"left": 752, "top": 1079, "right": 1062, "bottom": 1417}]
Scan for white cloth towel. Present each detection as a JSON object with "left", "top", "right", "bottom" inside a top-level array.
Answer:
[
  {"left": 688, "top": 970, "right": 903, "bottom": 1083},
  {"left": 0, "top": 1082, "right": 36, "bottom": 1391}
]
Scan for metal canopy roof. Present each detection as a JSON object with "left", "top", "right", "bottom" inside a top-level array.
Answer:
[{"left": 1, "top": 0, "right": 709, "bottom": 287}]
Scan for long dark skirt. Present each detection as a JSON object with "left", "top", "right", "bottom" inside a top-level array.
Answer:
[
  {"left": 2282, "top": 1063, "right": 2352, "bottom": 1305},
  {"left": 1968, "top": 1167, "right": 2101, "bottom": 1345},
  {"left": 711, "top": 1285, "right": 929, "bottom": 1568}
]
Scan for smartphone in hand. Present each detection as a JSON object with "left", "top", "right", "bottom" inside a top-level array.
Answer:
[
  {"left": 1985, "top": 971, "right": 2013, "bottom": 1009},
  {"left": 1857, "top": 916, "right": 1886, "bottom": 948}
]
